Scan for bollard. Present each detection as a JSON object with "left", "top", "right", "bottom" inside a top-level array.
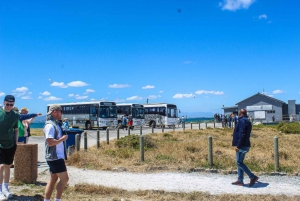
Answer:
[
  {"left": 152, "top": 125, "right": 154, "bottom": 133},
  {"left": 191, "top": 123, "right": 192, "bottom": 130},
  {"left": 199, "top": 123, "right": 200, "bottom": 130},
  {"left": 205, "top": 122, "right": 208, "bottom": 129},
  {"left": 117, "top": 126, "right": 120, "bottom": 139},
  {"left": 173, "top": 125, "right": 175, "bottom": 131},
  {"left": 274, "top": 136, "right": 279, "bottom": 172},
  {"left": 208, "top": 136, "right": 213, "bottom": 166},
  {"left": 75, "top": 134, "right": 80, "bottom": 151},
  {"left": 84, "top": 132, "right": 87, "bottom": 151},
  {"left": 106, "top": 127, "right": 109, "bottom": 144},
  {"left": 140, "top": 126, "right": 142, "bottom": 135},
  {"left": 183, "top": 122, "right": 185, "bottom": 131},
  {"left": 97, "top": 130, "right": 100, "bottom": 149},
  {"left": 213, "top": 122, "right": 215, "bottom": 128},
  {"left": 128, "top": 126, "right": 130, "bottom": 135},
  {"left": 140, "top": 135, "right": 144, "bottom": 162},
  {"left": 162, "top": 125, "right": 164, "bottom": 133}
]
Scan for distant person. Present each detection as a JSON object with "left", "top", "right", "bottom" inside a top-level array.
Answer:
[
  {"left": 177, "top": 117, "right": 180, "bottom": 128},
  {"left": 0, "top": 95, "right": 19, "bottom": 199},
  {"left": 231, "top": 108, "right": 258, "bottom": 187},
  {"left": 233, "top": 113, "right": 238, "bottom": 128},
  {"left": 121, "top": 115, "right": 127, "bottom": 130},
  {"left": 62, "top": 118, "right": 69, "bottom": 130},
  {"left": 272, "top": 115, "right": 275, "bottom": 122},
  {"left": 19, "top": 107, "right": 42, "bottom": 144},
  {"left": 44, "top": 105, "right": 69, "bottom": 201},
  {"left": 249, "top": 116, "right": 253, "bottom": 124},
  {"left": 128, "top": 115, "right": 133, "bottom": 130}
]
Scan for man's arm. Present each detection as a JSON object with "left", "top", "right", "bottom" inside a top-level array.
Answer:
[
  {"left": 19, "top": 113, "right": 39, "bottom": 121},
  {"left": 14, "top": 128, "right": 18, "bottom": 145},
  {"left": 46, "top": 135, "right": 68, "bottom": 147}
]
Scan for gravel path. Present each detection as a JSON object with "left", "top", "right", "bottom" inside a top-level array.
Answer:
[{"left": 64, "top": 166, "right": 300, "bottom": 196}]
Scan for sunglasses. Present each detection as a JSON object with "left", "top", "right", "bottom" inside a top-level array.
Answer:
[{"left": 5, "top": 103, "right": 14, "bottom": 107}]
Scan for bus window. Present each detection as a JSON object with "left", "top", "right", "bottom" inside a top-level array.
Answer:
[{"left": 90, "top": 106, "right": 97, "bottom": 117}]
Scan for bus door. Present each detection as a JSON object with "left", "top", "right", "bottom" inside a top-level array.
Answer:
[{"left": 90, "top": 106, "right": 98, "bottom": 126}]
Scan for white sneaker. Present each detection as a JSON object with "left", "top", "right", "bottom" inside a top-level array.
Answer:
[
  {"left": 0, "top": 192, "right": 6, "bottom": 201},
  {"left": 2, "top": 189, "right": 12, "bottom": 199}
]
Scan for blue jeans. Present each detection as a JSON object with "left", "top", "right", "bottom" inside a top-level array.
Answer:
[{"left": 236, "top": 147, "right": 255, "bottom": 183}]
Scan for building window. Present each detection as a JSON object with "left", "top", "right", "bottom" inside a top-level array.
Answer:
[{"left": 267, "top": 110, "right": 275, "bottom": 113}]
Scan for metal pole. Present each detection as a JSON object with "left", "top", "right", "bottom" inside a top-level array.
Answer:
[
  {"left": 183, "top": 122, "right": 185, "bottom": 131},
  {"left": 140, "top": 135, "right": 144, "bottom": 162},
  {"left": 208, "top": 136, "right": 213, "bottom": 166},
  {"left": 106, "top": 127, "right": 109, "bottom": 144},
  {"left": 75, "top": 134, "right": 80, "bottom": 151},
  {"left": 128, "top": 126, "right": 130, "bottom": 135},
  {"left": 213, "top": 122, "right": 215, "bottom": 128},
  {"left": 84, "top": 131, "right": 87, "bottom": 151},
  {"left": 162, "top": 125, "right": 164, "bottom": 133},
  {"left": 274, "top": 136, "right": 279, "bottom": 172},
  {"left": 140, "top": 126, "right": 142, "bottom": 135},
  {"left": 152, "top": 125, "right": 154, "bottom": 133},
  {"left": 97, "top": 130, "right": 100, "bottom": 148},
  {"left": 173, "top": 125, "right": 175, "bottom": 131},
  {"left": 117, "top": 126, "right": 120, "bottom": 139}
]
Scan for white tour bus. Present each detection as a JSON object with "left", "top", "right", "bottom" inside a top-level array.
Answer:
[
  {"left": 47, "top": 101, "right": 118, "bottom": 130},
  {"left": 143, "top": 103, "right": 179, "bottom": 128},
  {"left": 116, "top": 103, "right": 145, "bottom": 127}
]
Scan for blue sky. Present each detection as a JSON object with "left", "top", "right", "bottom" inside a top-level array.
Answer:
[{"left": 1, "top": 0, "right": 300, "bottom": 116}]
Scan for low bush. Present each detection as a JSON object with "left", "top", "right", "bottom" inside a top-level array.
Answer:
[
  {"left": 115, "top": 135, "right": 156, "bottom": 150},
  {"left": 277, "top": 122, "right": 300, "bottom": 134}
]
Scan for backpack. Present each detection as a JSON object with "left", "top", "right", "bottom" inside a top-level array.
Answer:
[{"left": 18, "top": 120, "right": 25, "bottom": 137}]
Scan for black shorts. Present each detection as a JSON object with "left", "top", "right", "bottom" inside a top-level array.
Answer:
[
  {"left": 0, "top": 144, "right": 17, "bottom": 165},
  {"left": 46, "top": 159, "right": 67, "bottom": 174}
]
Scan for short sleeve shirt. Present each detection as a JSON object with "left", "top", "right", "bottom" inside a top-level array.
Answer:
[
  {"left": 44, "top": 124, "right": 65, "bottom": 160},
  {"left": 0, "top": 109, "right": 19, "bottom": 149}
]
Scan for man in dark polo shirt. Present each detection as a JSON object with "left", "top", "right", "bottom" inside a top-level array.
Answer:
[{"left": 0, "top": 95, "right": 19, "bottom": 199}]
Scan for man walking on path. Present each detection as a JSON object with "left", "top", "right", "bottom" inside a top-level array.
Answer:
[
  {"left": 44, "top": 105, "right": 69, "bottom": 201},
  {"left": 0, "top": 95, "right": 19, "bottom": 200},
  {"left": 231, "top": 108, "right": 258, "bottom": 187}
]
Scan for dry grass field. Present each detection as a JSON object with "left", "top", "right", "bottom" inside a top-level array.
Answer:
[
  {"left": 20, "top": 124, "right": 300, "bottom": 200},
  {"left": 67, "top": 125, "right": 300, "bottom": 174}
]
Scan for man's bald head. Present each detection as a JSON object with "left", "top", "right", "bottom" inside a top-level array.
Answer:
[{"left": 239, "top": 108, "right": 247, "bottom": 117}]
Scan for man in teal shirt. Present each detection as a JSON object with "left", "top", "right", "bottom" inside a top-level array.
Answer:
[{"left": 0, "top": 95, "right": 19, "bottom": 199}]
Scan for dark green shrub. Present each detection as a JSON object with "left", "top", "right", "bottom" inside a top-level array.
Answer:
[
  {"left": 115, "top": 135, "right": 156, "bottom": 150},
  {"left": 277, "top": 122, "right": 300, "bottom": 134}
]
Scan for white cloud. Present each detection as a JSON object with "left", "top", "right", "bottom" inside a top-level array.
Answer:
[
  {"left": 259, "top": 14, "right": 267, "bottom": 20},
  {"left": 67, "top": 81, "right": 88, "bottom": 87},
  {"left": 75, "top": 94, "right": 88, "bottom": 99},
  {"left": 159, "top": 90, "right": 164, "bottom": 93},
  {"left": 44, "top": 96, "right": 62, "bottom": 101},
  {"left": 148, "top": 95, "right": 157, "bottom": 99},
  {"left": 0, "top": 92, "right": 5, "bottom": 97},
  {"left": 40, "top": 91, "right": 51, "bottom": 96},
  {"left": 51, "top": 82, "right": 68, "bottom": 88},
  {"left": 28, "top": 92, "right": 32, "bottom": 95},
  {"left": 114, "top": 98, "right": 126, "bottom": 102},
  {"left": 142, "top": 85, "right": 155, "bottom": 89},
  {"left": 15, "top": 87, "right": 28, "bottom": 92},
  {"left": 13, "top": 87, "right": 29, "bottom": 97},
  {"left": 21, "top": 96, "right": 32, "bottom": 100},
  {"left": 158, "top": 95, "right": 161, "bottom": 98},
  {"left": 68, "top": 94, "right": 74, "bottom": 97},
  {"left": 38, "top": 96, "right": 43, "bottom": 99},
  {"left": 90, "top": 98, "right": 97, "bottom": 101},
  {"left": 273, "top": 90, "right": 284, "bottom": 94},
  {"left": 173, "top": 93, "right": 194, "bottom": 99},
  {"left": 126, "top": 96, "right": 143, "bottom": 101},
  {"left": 195, "top": 90, "right": 224, "bottom": 95},
  {"left": 183, "top": 61, "right": 192, "bottom": 64},
  {"left": 85, "top": 89, "right": 95, "bottom": 93},
  {"left": 220, "top": 0, "right": 255, "bottom": 11},
  {"left": 108, "top": 84, "right": 130, "bottom": 88}
]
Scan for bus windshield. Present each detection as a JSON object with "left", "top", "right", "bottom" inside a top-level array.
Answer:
[
  {"left": 167, "top": 107, "right": 177, "bottom": 118},
  {"left": 132, "top": 107, "right": 144, "bottom": 119},
  {"left": 100, "top": 106, "right": 117, "bottom": 118}
]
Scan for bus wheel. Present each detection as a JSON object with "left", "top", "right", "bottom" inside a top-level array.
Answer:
[
  {"left": 150, "top": 121, "right": 156, "bottom": 128},
  {"left": 86, "top": 123, "right": 91, "bottom": 130}
]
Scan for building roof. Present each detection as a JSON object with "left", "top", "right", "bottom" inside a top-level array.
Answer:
[
  {"left": 221, "top": 106, "right": 238, "bottom": 109},
  {"left": 235, "top": 92, "right": 286, "bottom": 105}
]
